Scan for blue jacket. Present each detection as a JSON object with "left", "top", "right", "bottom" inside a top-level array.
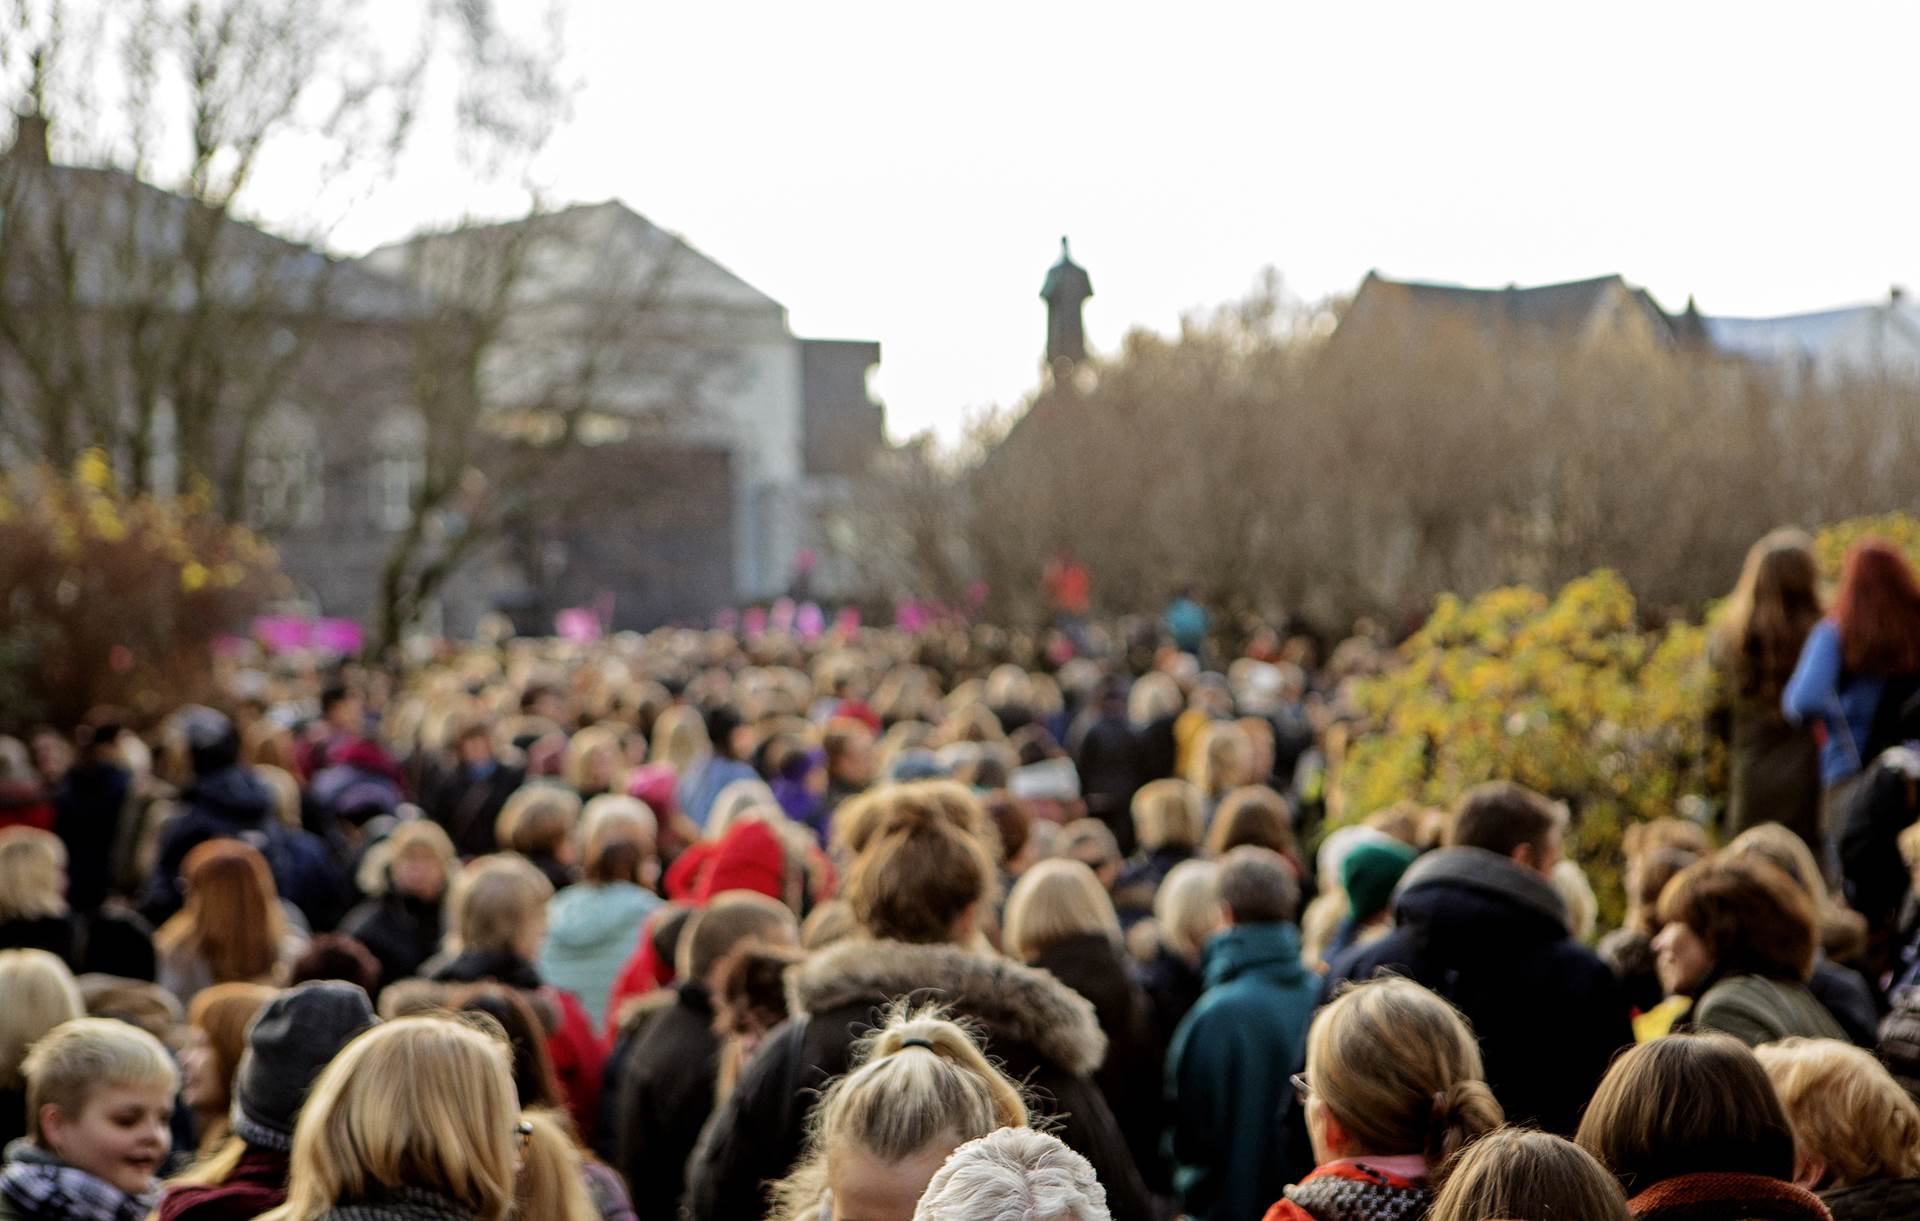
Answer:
[
  {"left": 1783, "top": 619, "right": 1886, "bottom": 787},
  {"left": 541, "top": 881, "right": 662, "bottom": 1028},
  {"left": 1167, "top": 921, "right": 1317, "bottom": 1221}
]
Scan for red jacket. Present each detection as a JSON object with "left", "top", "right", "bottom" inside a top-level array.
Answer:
[{"left": 544, "top": 983, "right": 608, "bottom": 1141}]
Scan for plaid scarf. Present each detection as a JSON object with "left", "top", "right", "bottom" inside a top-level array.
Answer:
[
  {"left": 314, "top": 1186, "right": 478, "bottom": 1221},
  {"left": 0, "top": 1158, "right": 155, "bottom": 1221}
]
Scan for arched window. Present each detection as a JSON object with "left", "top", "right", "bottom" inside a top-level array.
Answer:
[
  {"left": 370, "top": 409, "right": 427, "bottom": 531},
  {"left": 246, "top": 404, "right": 322, "bottom": 529}
]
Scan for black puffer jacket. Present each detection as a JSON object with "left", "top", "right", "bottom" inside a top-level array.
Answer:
[
  {"left": 1822, "top": 1176, "right": 1920, "bottom": 1221},
  {"left": 611, "top": 984, "right": 719, "bottom": 1221},
  {"left": 683, "top": 940, "right": 1151, "bottom": 1221},
  {"left": 1324, "top": 846, "right": 1633, "bottom": 1136},
  {"left": 337, "top": 891, "right": 443, "bottom": 991}
]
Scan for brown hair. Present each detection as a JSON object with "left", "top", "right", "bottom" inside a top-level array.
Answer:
[
  {"left": 495, "top": 785, "right": 582, "bottom": 860},
  {"left": 1428, "top": 1128, "right": 1630, "bottom": 1221},
  {"left": 1656, "top": 855, "right": 1817, "bottom": 982},
  {"left": 679, "top": 891, "right": 798, "bottom": 983},
  {"left": 1307, "top": 978, "right": 1502, "bottom": 1165},
  {"left": 1204, "top": 785, "right": 1297, "bottom": 860},
  {"left": 185, "top": 982, "right": 276, "bottom": 1130},
  {"left": 842, "top": 783, "right": 995, "bottom": 944},
  {"left": 156, "top": 839, "right": 288, "bottom": 984},
  {"left": 449, "top": 983, "right": 562, "bottom": 1110},
  {"left": 1755, "top": 1037, "right": 1920, "bottom": 1188},
  {"left": 1711, "top": 529, "right": 1823, "bottom": 700},
  {"left": 1574, "top": 1034, "right": 1796, "bottom": 1195},
  {"left": 1625, "top": 847, "right": 1703, "bottom": 938},
  {"left": 1446, "top": 782, "right": 1563, "bottom": 859}
]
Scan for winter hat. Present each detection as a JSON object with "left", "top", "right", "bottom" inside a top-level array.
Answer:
[
  {"left": 1338, "top": 838, "right": 1420, "bottom": 924},
  {"left": 697, "top": 820, "right": 787, "bottom": 904},
  {"left": 231, "top": 981, "right": 378, "bottom": 1152}
]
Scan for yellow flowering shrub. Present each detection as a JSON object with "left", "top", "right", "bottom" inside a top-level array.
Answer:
[
  {"left": 1814, "top": 513, "right": 1920, "bottom": 582},
  {"left": 0, "top": 453, "right": 284, "bottom": 727},
  {"left": 1334, "top": 571, "right": 1720, "bottom": 927}
]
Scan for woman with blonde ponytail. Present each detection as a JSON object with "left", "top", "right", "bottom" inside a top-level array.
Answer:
[
  {"left": 256, "top": 1016, "right": 523, "bottom": 1221},
  {"left": 767, "top": 1007, "right": 1027, "bottom": 1221},
  {"left": 1263, "top": 978, "right": 1503, "bottom": 1221}
]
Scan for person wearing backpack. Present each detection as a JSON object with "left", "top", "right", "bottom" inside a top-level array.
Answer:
[{"left": 1783, "top": 538, "right": 1920, "bottom": 877}]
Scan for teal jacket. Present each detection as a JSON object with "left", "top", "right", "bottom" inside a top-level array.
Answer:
[{"left": 1167, "top": 922, "right": 1317, "bottom": 1221}]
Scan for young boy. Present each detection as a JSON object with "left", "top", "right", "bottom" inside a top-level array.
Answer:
[{"left": 0, "top": 1017, "right": 177, "bottom": 1221}]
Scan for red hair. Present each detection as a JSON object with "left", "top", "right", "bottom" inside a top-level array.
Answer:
[{"left": 1834, "top": 539, "right": 1920, "bottom": 676}]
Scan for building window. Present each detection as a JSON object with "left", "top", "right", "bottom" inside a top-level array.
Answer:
[
  {"left": 246, "top": 404, "right": 322, "bottom": 529},
  {"left": 371, "top": 409, "right": 426, "bottom": 531}
]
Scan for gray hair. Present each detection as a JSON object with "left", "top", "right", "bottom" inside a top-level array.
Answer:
[
  {"left": 1216, "top": 845, "right": 1299, "bottom": 925},
  {"left": 913, "top": 1127, "right": 1109, "bottom": 1221}
]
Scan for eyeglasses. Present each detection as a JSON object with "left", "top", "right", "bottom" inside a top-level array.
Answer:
[{"left": 1289, "top": 1072, "right": 1313, "bottom": 1099}]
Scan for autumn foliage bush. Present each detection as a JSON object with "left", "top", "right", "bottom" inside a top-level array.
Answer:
[{"left": 0, "top": 452, "right": 283, "bottom": 728}]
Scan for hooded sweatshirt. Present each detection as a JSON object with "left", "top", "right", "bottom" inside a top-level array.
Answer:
[{"left": 540, "top": 882, "right": 662, "bottom": 1029}]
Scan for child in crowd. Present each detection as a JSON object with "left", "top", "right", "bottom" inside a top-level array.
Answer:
[{"left": 0, "top": 1017, "right": 178, "bottom": 1221}]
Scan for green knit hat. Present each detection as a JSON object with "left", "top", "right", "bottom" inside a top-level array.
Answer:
[{"left": 1339, "top": 838, "right": 1420, "bottom": 922}]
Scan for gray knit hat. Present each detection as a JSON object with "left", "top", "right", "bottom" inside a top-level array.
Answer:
[{"left": 230, "top": 981, "right": 378, "bottom": 1152}]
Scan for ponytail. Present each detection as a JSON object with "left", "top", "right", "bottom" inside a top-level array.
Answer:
[
  {"left": 1424, "top": 1078, "right": 1503, "bottom": 1167},
  {"left": 867, "top": 1011, "right": 1028, "bottom": 1132},
  {"left": 513, "top": 1109, "right": 596, "bottom": 1221}
]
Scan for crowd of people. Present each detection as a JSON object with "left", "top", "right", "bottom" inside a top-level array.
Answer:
[{"left": 3, "top": 530, "right": 1920, "bottom": 1221}]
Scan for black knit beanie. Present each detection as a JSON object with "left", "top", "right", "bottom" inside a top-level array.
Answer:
[{"left": 230, "top": 981, "right": 379, "bottom": 1152}]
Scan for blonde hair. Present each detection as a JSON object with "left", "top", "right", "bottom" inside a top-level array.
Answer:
[
  {"left": 1128, "top": 673, "right": 1182, "bottom": 726},
  {"left": 356, "top": 819, "right": 459, "bottom": 897},
  {"left": 0, "top": 826, "right": 67, "bottom": 921},
  {"left": 514, "top": 1108, "right": 597, "bottom": 1221},
  {"left": 1131, "top": 780, "right": 1204, "bottom": 853},
  {"left": 1307, "top": 978, "right": 1502, "bottom": 1165},
  {"left": 1204, "top": 786, "right": 1296, "bottom": 860},
  {"left": 1551, "top": 858, "right": 1599, "bottom": 943},
  {"left": 563, "top": 725, "right": 629, "bottom": 797},
  {"left": 495, "top": 784, "right": 583, "bottom": 859},
  {"left": 1154, "top": 859, "right": 1223, "bottom": 963},
  {"left": 1188, "top": 721, "right": 1253, "bottom": 800},
  {"left": 260, "top": 1017, "right": 521, "bottom": 1221},
  {"left": 1755, "top": 1037, "right": 1920, "bottom": 1187},
  {"left": 23, "top": 1017, "right": 178, "bottom": 1141},
  {"left": 582, "top": 794, "right": 658, "bottom": 852},
  {"left": 649, "top": 706, "right": 710, "bottom": 771},
  {"left": 0, "top": 950, "right": 84, "bottom": 1089},
  {"left": 253, "top": 765, "right": 304, "bottom": 828},
  {"left": 770, "top": 1007, "right": 1029, "bottom": 1221},
  {"left": 914, "top": 1127, "right": 1110, "bottom": 1221},
  {"left": 451, "top": 855, "right": 554, "bottom": 954},
  {"left": 707, "top": 778, "right": 781, "bottom": 841},
  {"left": 1002, "top": 859, "right": 1120, "bottom": 962}
]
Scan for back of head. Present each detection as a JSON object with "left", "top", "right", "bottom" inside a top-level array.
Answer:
[
  {"left": 1153, "top": 859, "right": 1223, "bottom": 962},
  {"left": 1131, "top": 779, "right": 1203, "bottom": 853},
  {"left": 1656, "top": 855, "right": 1817, "bottom": 982},
  {"left": 0, "top": 949, "right": 83, "bottom": 1087},
  {"left": 24, "top": 1016, "right": 179, "bottom": 1142},
  {"left": 1058, "top": 819, "right": 1120, "bottom": 874},
  {"left": 0, "top": 826, "right": 67, "bottom": 921},
  {"left": 913, "top": 1127, "right": 1110, "bottom": 1221},
  {"left": 843, "top": 783, "right": 995, "bottom": 944},
  {"left": 1308, "top": 978, "right": 1502, "bottom": 1165},
  {"left": 1002, "top": 859, "right": 1119, "bottom": 962},
  {"left": 1446, "top": 782, "right": 1563, "bottom": 859},
  {"left": 680, "top": 890, "right": 800, "bottom": 984},
  {"left": 581, "top": 794, "right": 659, "bottom": 885},
  {"left": 1834, "top": 537, "right": 1920, "bottom": 676},
  {"left": 452, "top": 854, "right": 554, "bottom": 955},
  {"left": 1216, "top": 845, "right": 1299, "bottom": 925},
  {"left": 1755, "top": 1037, "right": 1920, "bottom": 1188},
  {"left": 1204, "top": 786, "right": 1295, "bottom": 859},
  {"left": 1715, "top": 528, "right": 1821, "bottom": 697},
  {"left": 1574, "top": 1033, "right": 1795, "bottom": 1196},
  {"left": 494, "top": 784, "right": 582, "bottom": 859},
  {"left": 452, "top": 982, "right": 563, "bottom": 1110},
  {"left": 271, "top": 1016, "right": 520, "bottom": 1221},
  {"left": 1428, "top": 1128, "right": 1629, "bottom": 1221}
]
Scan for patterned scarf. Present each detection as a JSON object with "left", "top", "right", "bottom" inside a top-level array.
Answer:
[
  {"left": 314, "top": 1185, "right": 478, "bottom": 1221},
  {"left": 0, "top": 1159, "right": 155, "bottom": 1221}
]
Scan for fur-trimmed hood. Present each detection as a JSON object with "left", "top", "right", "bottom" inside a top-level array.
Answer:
[{"left": 789, "top": 939, "right": 1107, "bottom": 1076}]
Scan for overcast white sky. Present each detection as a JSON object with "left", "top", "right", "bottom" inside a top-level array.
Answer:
[{"left": 326, "top": 2, "right": 1920, "bottom": 441}]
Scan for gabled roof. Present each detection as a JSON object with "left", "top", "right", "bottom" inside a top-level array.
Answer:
[
  {"left": 0, "top": 161, "right": 421, "bottom": 320},
  {"left": 1702, "top": 302, "right": 1920, "bottom": 360},
  {"left": 356, "top": 200, "right": 788, "bottom": 319},
  {"left": 1354, "top": 271, "right": 1676, "bottom": 342}
]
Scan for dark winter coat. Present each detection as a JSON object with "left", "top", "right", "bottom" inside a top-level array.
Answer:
[
  {"left": 683, "top": 939, "right": 1153, "bottom": 1221},
  {"left": 138, "top": 768, "right": 339, "bottom": 926},
  {"left": 1069, "top": 711, "right": 1143, "bottom": 853},
  {"left": 1031, "top": 932, "right": 1165, "bottom": 1190},
  {"left": 1821, "top": 1177, "right": 1920, "bottom": 1221},
  {"left": 1138, "top": 943, "right": 1207, "bottom": 1053},
  {"left": 1839, "top": 746, "right": 1920, "bottom": 935},
  {"left": 53, "top": 761, "right": 132, "bottom": 915},
  {"left": 1169, "top": 922, "right": 1319, "bottom": 1221},
  {"left": 1114, "top": 847, "right": 1196, "bottom": 926},
  {"left": 0, "top": 910, "right": 154, "bottom": 982},
  {"left": 418, "top": 758, "right": 524, "bottom": 859},
  {"left": 1807, "top": 958, "right": 1879, "bottom": 1047},
  {"left": 611, "top": 984, "right": 720, "bottom": 1221},
  {"left": 1719, "top": 679, "right": 1823, "bottom": 849},
  {"left": 1323, "top": 846, "right": 1633, "bottom": 1136},
  {"left": 1690, "top": 973, "right": 1847, "bottom": 1046},
  {"left": 337, "top": 892, "right": 444, "bottom": 991}
]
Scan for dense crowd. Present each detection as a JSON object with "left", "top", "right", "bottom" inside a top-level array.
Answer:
[{"left": 4, "top": 531, "right": 1920, "bottom": 1221}]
